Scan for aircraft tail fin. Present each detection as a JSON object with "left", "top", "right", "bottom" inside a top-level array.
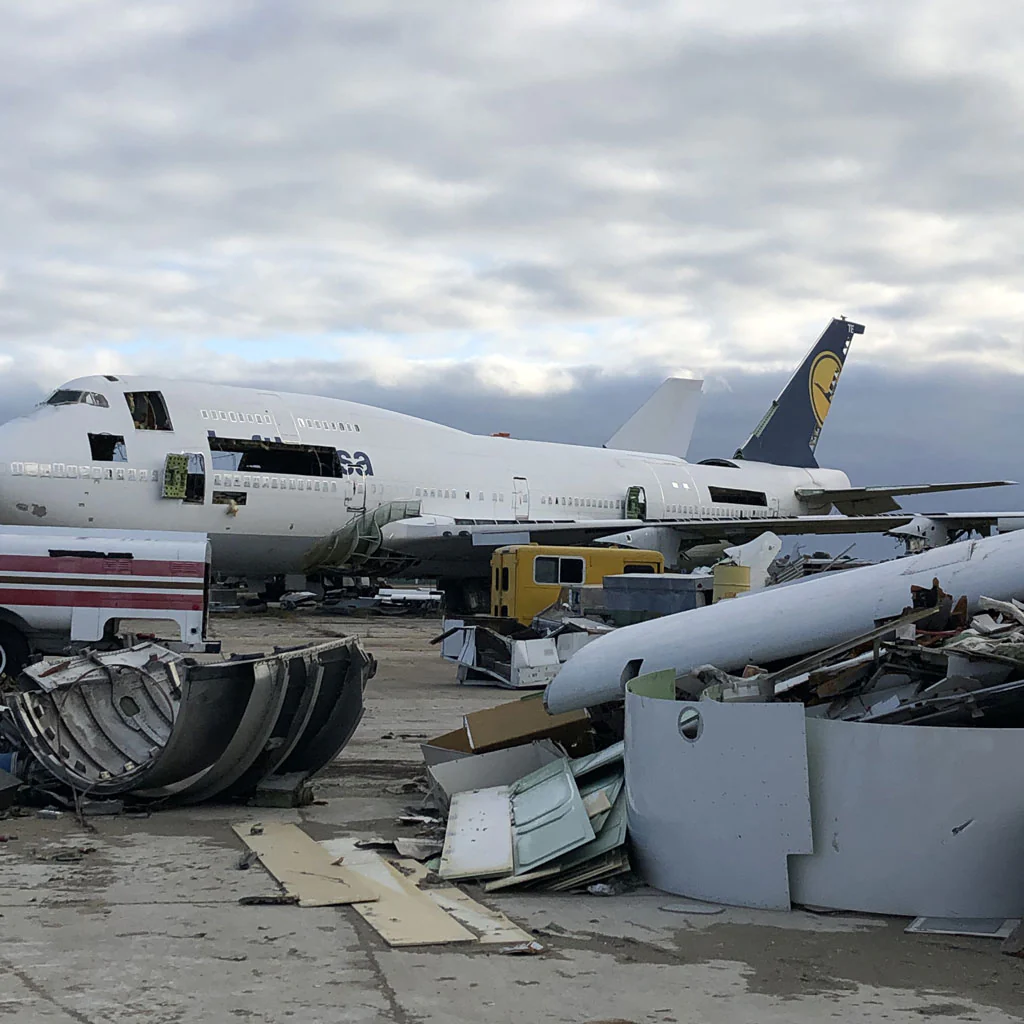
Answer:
[
  {"left": 605, "top": 377, "right": 703, "bottom": 458},
  {"left": 734, "top": 317, "right": 863, "bottom": 468}
]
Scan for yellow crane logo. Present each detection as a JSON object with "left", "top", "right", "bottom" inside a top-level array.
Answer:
[{"left": 809, "top": 351, "right": 843, "bottom": 427}]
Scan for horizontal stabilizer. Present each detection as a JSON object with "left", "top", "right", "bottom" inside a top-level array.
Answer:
[
  {"left": 605, "top": 377, "right": 703, "bottom": 459},
  {"left": 795, "top": 480, "right": 1016, "bottom": 516}
]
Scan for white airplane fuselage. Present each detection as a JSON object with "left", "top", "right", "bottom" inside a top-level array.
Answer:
[{"left": 0, "top": 375, "right": 849, "bottom": 578}]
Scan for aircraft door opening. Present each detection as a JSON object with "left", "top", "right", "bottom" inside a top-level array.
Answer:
[
  {"left": 625, "top": 485, "right": 647, "bottom": 520},
  {"left": 345, "top": 473, "right": 366, "bottom": 512},
  {"left": 161, "top": 453, "right": 206, "bottom": 504},
  {"left": 512, "top": 477, "right": 530, "bottom": 521},
  {"left": 256, "top": 392, "right": 300, "bottom": 443}
]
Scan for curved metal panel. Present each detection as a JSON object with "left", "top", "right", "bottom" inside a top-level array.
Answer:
[
  {"left": 789, "top": 718, "right": 1024, "bottom": 917},
  {"left": 9, "top": 637, "right": 373, "bottom": 804},
  {"left": 277, "top": 643, "right": 368, "bottom": 776},
  {"left": 168, "top": 658, "right": 289, "bottom": 804},
  {"left": 624, "top": 687, "right": 811, "bottom": 909},
  {"left": 219, "top": 657, "right": 323, "bottom": 800}
]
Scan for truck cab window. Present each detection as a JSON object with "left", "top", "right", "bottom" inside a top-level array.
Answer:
[
  {"left": 88, "top": 433, "right": 127, "bottom": 462},
  {"left": 534, "top": 556, "right": 558, "bottom": 584},
  {"left": 125, "top": 391, "right": 173, "bottom": 431},
  {"left": 558, "top": 557, "right": 585, "bottom": 584}
]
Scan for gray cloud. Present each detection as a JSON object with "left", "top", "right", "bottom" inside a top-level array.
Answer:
[{"left": 0, "top": 1, "right": 1021, "bottom": 371}]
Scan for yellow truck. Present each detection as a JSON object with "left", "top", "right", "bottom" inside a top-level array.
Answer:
[{"left": 491, "top": 544, "right": 664, "bottom": 626}]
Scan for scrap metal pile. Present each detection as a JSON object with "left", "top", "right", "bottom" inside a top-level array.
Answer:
[
  {"left": 688, "top": 593, "right": 1024, "bottom": 727},
  {"left": 614, "top": 591, "right": 1024, "bottom": 919},
  {"left": 0, "top": 636, "right": 374, "bottom": 808},
  {"left": 420, "top": 696, "right": 631, "bottom": 892}
]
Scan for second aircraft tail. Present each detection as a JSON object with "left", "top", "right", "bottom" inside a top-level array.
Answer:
[{"left": 734, "top": 317, "right": 863, "bottom": 468}]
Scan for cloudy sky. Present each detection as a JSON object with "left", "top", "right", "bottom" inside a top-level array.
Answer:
[{"left": 1, "top": 0, "right": 1022, "bottom": 544}]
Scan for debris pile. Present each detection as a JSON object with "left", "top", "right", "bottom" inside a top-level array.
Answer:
[
  {"left": 419, "top": 694, "right": 631, "bottom": 893},
  {"left": 0, "top": 636, "right": 374, "bottom": 808},
  {"left": 622, "top": 597, "right": 1024, "bottom": 919},
  {"left": 435, "top": 619, "right": 610, "bottom": 690},
  {"left": 697, "top": 595, "right": 1024, "bottom": 727}
]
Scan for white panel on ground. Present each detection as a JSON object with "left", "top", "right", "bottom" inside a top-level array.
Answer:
[
  {"left": 789, "top": 719, "right": 1024, "bottom": 917},
  {"left": 624, "top": 689, "right": 812, "bottom": 910},
  {"left": 438, "top": 786, "right": 514, "bottom": 880}
]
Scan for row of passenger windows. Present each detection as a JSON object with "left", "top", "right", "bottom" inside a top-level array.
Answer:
[
  {"left": 8, "top": 462, "right": 155, "bottom": 481},
  {"left": 201, "top": 409, "right": 275, "bottom": 426},
  {"left": 413, "top": 487, "right": 494, "bottom": 501},
  {"left": 540, "top": 496, "right": 624, "bottom": 510},
  {"left": 408, "top": 489, "right": 627, "bottom": 509},
  {"left": 295, "top": 417, "right": 360, "bottom": 432}
]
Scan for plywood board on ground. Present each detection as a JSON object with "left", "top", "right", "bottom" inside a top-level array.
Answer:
[
  {"left": 321, "top": 838, "right": 475, "bottom": 947},
  {"left": 398, "top": 860, "right": 533, "bottom": 945},
  {"left": 232, "top": 821, "right": 377, "bottom": 907}
]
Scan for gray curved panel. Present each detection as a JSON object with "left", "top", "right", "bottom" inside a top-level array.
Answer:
[
  {"left": 277, "top": 643, "right": 368, "bottom": 775},
  {"left": 624, "top": 687, "right": 811, "bottom": 910},
  {"left": 789, "top": 718, "right": 1024, "bottom": 917},
  {"left": 169, "top": 658, "right": 289, "bottom": 804}
]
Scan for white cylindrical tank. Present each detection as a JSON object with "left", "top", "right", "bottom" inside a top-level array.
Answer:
[{"left": 544, "top": 531, "right": 1024, "bottom": 714}]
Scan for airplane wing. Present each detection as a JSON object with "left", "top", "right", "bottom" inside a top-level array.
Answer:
[
  {"left": 884, "top": 511, "right": 1024, "bottom": 545},
  {"left": 304, "top": 503, "right": 1024, "bottom": 576},
  {"left": 795, "top": 480, "right": 1015, "bottom": 515},
  {"left": 358, "top": 512, "right": 921, "bottom": 575}
]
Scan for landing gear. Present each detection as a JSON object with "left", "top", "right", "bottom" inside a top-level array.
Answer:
[{"left": 0, "top": 624, "right": 30, "bottom": 682}]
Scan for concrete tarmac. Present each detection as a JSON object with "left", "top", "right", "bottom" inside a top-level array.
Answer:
[{"left": 2, "top": 613, "right": 1022, "bottom": 1023}]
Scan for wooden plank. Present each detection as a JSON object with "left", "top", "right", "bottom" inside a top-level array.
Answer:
[
  {"left": 321, "top": 839, "right": 475, "bottom": 947},
  {"left": 232, "top": 822, "right": 378, "bottom": 907},
  {"left": 397, "top": 860, "right": 533, "bottom": 945}
]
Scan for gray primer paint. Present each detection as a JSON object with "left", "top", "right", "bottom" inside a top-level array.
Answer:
[{"left": 624, "top": 689, "right": 812, "bottom": 910}]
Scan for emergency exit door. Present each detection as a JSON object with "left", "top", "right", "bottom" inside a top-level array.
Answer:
[{"left": 512, "top": 477, "right": 530, "bottom": 521}]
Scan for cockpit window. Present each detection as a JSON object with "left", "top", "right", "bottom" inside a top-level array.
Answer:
[
  {"left": 45, "top": 389, "right": 110, "bottom": 408},
  {"left": 89, "top": 433, "right": 128, "bottom": 462},
  {"left": 125, "top": 391, "right": 173, "bottom": 431}
]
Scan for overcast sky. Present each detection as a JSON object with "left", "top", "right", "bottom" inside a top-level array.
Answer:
[{"left": 1, "top": 0, "right": 1022, "bottom": 546}]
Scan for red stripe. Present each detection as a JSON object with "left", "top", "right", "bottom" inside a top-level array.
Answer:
[
  {"left": 0, "top": 588, "right": 203, "bottom": 611},
  {"left": 0, "top": 555, "right": 205, "bottom": 578}
]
